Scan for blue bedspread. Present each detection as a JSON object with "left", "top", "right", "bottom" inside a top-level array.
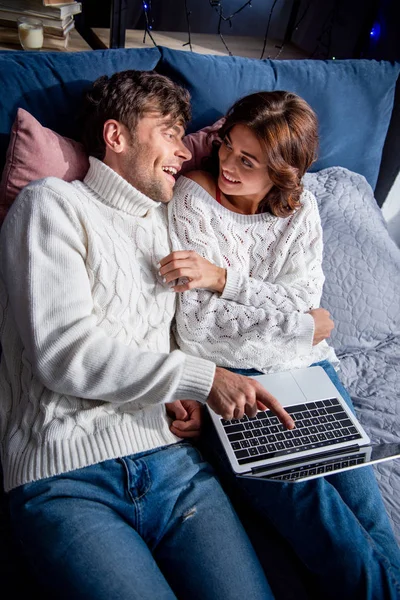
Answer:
[{"left": 304, "top": 168, "right": 400, "bottom": 541}]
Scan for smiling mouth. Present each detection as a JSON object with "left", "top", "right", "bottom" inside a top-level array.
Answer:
[
  {"left": 162, "top": 166, "right": 179, "bottom": 185},
  {"left": 221, "top": 170, "right": 240, "bottom": 184}
]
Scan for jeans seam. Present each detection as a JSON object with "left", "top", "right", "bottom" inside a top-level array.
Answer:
[
  {"left": 134, "top": 461, "right": 152, "bottom": 501},
  {"left": 123, "top": 458, "right": 152, "bottom": 503},
  {"left": 120, "top": 457, "right": 152, "bottom": 537}
]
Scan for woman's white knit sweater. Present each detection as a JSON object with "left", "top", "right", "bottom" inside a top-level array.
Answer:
[
  {"left": 168, "top": 176, "right": 338, "bottom": 373},
  {"left": 0, "top": 158, "right": 216, "bottom": 492}
]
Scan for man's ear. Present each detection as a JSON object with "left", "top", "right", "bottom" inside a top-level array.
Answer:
[{"left": 103, "top": 119, "right": 129, "bottom": 154}]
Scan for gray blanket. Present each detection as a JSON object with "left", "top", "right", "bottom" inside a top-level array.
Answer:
[{"left": 304, "top": 167, "right": 400, "bottom": 541}]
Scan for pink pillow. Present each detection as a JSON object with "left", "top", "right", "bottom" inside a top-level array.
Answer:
[
  {"left": 0, "top": 108, "right": 224, "bottom": 224},
  {"left": 0, "top": 108, "right": 89, "bottom": 224}
]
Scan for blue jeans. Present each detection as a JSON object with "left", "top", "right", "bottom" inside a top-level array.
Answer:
[
  {"left": 207, "top": 360, "right": 400, "bottom": 600},
  {"left": 8, "top": 442, "right": 273, "bottom": 600}
]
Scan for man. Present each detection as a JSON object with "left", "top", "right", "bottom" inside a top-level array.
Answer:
[{"left": 0, "top": 70, "right": 292, "bottom": 600}]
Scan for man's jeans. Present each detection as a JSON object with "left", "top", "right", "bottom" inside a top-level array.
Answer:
[
  {"left": 203, "top": 360, "right": 400, "bottom": 600},
  {"left": 9, "top": 442, "right": 273, "bottom": 600}
]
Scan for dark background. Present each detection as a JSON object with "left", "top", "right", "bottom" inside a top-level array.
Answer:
[{"left": 79, "top": 0, "right": 400, "bottom": 60}]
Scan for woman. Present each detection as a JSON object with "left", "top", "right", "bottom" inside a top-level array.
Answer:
[{"left": 160, "top": 91, "right": 400, "bottom": 599}]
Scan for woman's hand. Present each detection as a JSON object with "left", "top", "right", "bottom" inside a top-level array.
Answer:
[
  {"left": 159, "top": 251, "right": 227, "bottom": 293},
  {"left": 166, "top": 399, "right": 204, "bottom": 438},
  {"left": 308, "top": 308, "right": 334, "bottom": 345}
]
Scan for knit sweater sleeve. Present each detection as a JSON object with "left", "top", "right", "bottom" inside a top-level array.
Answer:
[
  {"left": 176, "top": 291, "right": 314, "bottom": 368},
  {"left": 221, "top": 191, "right": 325, "bottom": 312},
  {"left": 0, "top": 181, "right": 215, "bottom": 405},
  {"left": 169, "top": 182, "right": 316, "bottom": 366}
]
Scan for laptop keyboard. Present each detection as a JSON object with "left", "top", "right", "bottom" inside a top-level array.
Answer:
[
  {"left": 221, "top": 397, "right": 363, "bottom": 466},
  {"left": 266, "top": 451, "right": 367, "bottom": 481}
]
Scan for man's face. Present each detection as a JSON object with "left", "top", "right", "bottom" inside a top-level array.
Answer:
[{"left": 119, "top": 112, "right": 192, "bottom": 203}]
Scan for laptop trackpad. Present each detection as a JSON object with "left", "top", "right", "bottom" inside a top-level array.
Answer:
[
  {"left": 291, "top": 366, "right": 339, "bottom": 401},
  {"left": 250, "top": 371, "right": 307, "bottom": 407},
  {"left": 250, "top": 367, "right": 338, "bottom": 407}
]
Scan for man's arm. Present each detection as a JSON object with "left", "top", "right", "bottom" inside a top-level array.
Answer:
[
  {"left": 1, "top": 181, "right": 293, "bottom": 427},
  {"left": 168, "top": 367, "right": 295, "bottom": 431},
  {"left": 0, "top": 182, "right": 215, "bottom": 407}
]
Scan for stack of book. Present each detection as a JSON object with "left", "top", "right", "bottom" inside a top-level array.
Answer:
[{"left": 0, "top": 0, "right": 82, "bottom": 50}]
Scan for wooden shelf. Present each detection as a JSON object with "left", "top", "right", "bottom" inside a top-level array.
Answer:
[
  {"left": 0, "top": 28, "right": 91, "bottom": 52},
  {"left": 92, "top": 28, "right": 308, "bottom": 60},
  {"left": 0, "top": 26, "right": 307, "bottom": 60}
]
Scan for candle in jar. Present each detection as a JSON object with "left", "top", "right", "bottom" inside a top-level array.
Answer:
[{"left": 18, "top": 19, "right": 44, "bottom": 50}]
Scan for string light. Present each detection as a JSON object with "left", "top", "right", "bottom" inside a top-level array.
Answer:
[
  {"left": 309, "top": 5, "right": 337, "bottom": 59},
  {"left": 183, "top": 0, "right": 193, "bottom": 52},
  {"left": 272, "top": 0, "right": 314, "bottom": 60},
  {"left": 370, "top": 23, "right": 381, "bottom": 39},
  {"left": 142, "top": 0, "right": 156, "bottom": 46},
  {"left": 260, "top": 0, "right": 279, "bottom": 60},
  {"left": 139, "top": 1, "right": 314, "bottom": 62},
  {"left": 208, "top": 0, "right": 253, "bottom": 56}
]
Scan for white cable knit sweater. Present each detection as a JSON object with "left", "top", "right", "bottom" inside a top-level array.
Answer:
[
  {"left": 0, "top": 158, "right": 216, "bottom": 492},
  {"left": 168, "top": 176, "right": 338, "bottom": 373}
]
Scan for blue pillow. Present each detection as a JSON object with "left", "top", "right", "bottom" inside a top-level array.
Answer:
[
  {"left": 0, "top": 47, "right": 161, "bottom": 171},
  {"left": 156, "top": 48, "right": 400, "bottom": 191}
]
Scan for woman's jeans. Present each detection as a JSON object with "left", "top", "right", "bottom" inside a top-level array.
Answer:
[
  {"left": 8, "top": 442, "right": 273, "bottom": 600},
  {"left": 205, "top": 360, "right": 400, "bottom": 600}
]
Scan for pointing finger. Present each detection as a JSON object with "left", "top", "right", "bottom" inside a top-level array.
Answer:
[{"left": 257, "top": 388, "right": 295, "bottom": 430}]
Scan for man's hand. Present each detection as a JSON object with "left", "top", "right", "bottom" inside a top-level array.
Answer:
[
  {"left": 166, "top": 399, "right": 203, "bottom": 438},
  {"left": 207, "top": 367, "right": 295, "bottom": 429},
  {"left": 159, "top": 251, "right": 227, "bottom": 293},
  {"left": 308, "top": 308, "right": 334, "bottom": 345}
]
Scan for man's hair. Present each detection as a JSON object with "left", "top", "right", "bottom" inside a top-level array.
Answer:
[
  {"left": 207, "top": 91, "right": 318, "bottom": 217},
  {"left": 81, "top": 70, "right": 191, "bottom": 159}
]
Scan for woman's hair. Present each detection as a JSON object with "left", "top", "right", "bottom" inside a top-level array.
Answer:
[
  {"left": 81, "top": 70, "right": 191, "bottom": 160},
  {"left": 208, "top": 91, "right": 319, "bottom": 217}
]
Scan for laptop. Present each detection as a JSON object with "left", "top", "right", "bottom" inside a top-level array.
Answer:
[{"left": 207, "top": 366, "right": 400, "bottom": 482}]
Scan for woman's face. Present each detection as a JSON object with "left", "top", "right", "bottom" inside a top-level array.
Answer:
[{"left": 218, "top": 124, "right": 272, "bottom": 202}]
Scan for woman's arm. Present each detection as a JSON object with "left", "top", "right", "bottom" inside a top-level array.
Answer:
[
  {"left": 174, "top": 287, "right": 315, "bottom": 368},
  {"left": 164, "top": 190, "right": 324, "bottom": 312},
  {"left": 168, "top": 184, "right": 329, "bottom": 366},
  {"left": 221, "top": 192, "right": 324, "bottom": 312}
]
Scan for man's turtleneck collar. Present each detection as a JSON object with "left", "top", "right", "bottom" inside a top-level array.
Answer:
[{"left": 83, "top": 156, "right": 162, "bottom": 217}]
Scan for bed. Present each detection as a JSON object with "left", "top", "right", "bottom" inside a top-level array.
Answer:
[{"left": 0, "top": 46, "right": 399, "bottom": 597}]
